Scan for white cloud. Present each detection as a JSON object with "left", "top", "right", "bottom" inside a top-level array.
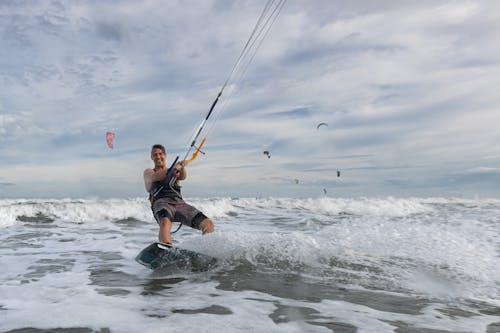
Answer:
[
  {"left": 1, "top": 0, "right": 500, "bottom": 198},
  {"left": 466, "top": 166, "right": 500, "bottom": 173}
]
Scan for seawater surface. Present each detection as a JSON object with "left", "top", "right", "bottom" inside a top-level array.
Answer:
[{"left": 0, "top": 197, "right": 499, "bottom": 332}]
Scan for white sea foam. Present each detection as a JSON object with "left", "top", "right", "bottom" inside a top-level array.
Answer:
[
  {"left": 0, "top": 196, "right": 449, "bottom": 227},
  {"left": 1, "top": 196, "right": 499, "bottom": 332}
]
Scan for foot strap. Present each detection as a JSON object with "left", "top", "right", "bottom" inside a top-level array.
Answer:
[{"left": 157, "top": 242, "right": 173, "bottom": 250}]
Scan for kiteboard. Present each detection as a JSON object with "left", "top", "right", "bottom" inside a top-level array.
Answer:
[{"left": 135, "top": 242, "right": 217, "bottom": 271}]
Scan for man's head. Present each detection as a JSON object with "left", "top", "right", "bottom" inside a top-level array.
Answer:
[
  {"left": 151, "top": 144, "right": 165, "bottom": 155},
  {"left": 151, "top": 144, "right": 166, "bottom": 168}
]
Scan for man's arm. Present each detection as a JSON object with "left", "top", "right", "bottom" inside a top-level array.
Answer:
[
  {"left": 174, "top": 160, "right": 187, "bottom": 181},
  {"left": 143, "top": 169, "right": 154, "bottom": 192}
]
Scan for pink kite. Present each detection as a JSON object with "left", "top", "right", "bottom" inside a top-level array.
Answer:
[{"left": 106, "top": 131, "right": 115, "bottom": 149}]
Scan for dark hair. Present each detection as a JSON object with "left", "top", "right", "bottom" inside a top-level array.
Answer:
[{"left": 151, "top": 144, "right": 166, "bottom": 154}]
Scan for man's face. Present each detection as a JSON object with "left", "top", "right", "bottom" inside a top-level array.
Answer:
[{"left": 151, "top": 148, "right": 166, "bottom": 168}]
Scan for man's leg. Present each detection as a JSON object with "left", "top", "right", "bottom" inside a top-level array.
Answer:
[
  {"left": 199, "top": 218, "right": 214, "bottom": 235},
  {"left": 159, "top": 217, "right": 173, "bottom": 244}
]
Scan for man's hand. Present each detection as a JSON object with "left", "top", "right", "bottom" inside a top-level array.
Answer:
[
  {"left": 174, "top": 160, "right": 187, "bottom": 180},
  {"left": 176, "top": 160, "right": 187, "bottom": 169}
]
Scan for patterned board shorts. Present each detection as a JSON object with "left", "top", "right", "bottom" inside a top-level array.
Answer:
[{"left": 152, "top": 197, "right": 207, "bottom": 230}]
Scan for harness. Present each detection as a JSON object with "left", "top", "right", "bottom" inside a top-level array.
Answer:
[
  {"left": 149, "top": 156, "right": 182, "bottom": 204},
  {"left": 149, "top": 157, "right": 184, "bottom": 234}
]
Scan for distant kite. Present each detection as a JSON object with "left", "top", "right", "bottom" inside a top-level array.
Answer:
[
  {"left": 106, "top": 131, "right": 115, "bottom": 149},
  {"left": 263, "top": 150, "right": 271, "bottom": 158},
  {"left": 316, "top": 122, "right": 328, "bottom": 130}
]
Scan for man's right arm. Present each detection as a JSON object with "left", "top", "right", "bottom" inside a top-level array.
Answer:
[{"left": 144, "top": 168, "right": 154, "bottom": 193}]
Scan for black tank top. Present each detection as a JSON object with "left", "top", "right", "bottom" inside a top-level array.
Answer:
[{"left": 149, "top": 170, "right": 183, "bottom": 203}]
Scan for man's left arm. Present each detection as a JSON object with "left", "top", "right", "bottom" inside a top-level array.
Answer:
[{"left": 175, "top": 160, "right": 187, "bottom": 181}]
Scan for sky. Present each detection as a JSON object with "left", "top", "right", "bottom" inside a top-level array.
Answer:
[{"left": 1, "top": 0, "right": 500, "bottom": 199}]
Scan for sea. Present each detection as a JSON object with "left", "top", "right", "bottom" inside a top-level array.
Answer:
[{"left": 0, "top": 196, "right": 499, "bottom": 333}]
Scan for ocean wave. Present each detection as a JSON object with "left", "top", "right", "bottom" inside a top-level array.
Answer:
[
  {"left": 193, "top": 196, "right": 437, "bottom": 217},
  {"left": 176, "top": 196, "right": 500, "bottom": 300},
  {"left": 0, "top": 198, "right": 152, "bottom": 226},
  {"left": 2, "top": 196, "right": 495, "bottom": 227},
  {"left": 181, "top": 220, "right": 500, "bottom": 300}
]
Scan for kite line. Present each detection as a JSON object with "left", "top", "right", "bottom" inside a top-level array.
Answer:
[
  {"left": 152, "top": 0, "right": 287, "bottom": 201},
  {"left": 182, "top": 0, "right": 287, "bottom": 165}
]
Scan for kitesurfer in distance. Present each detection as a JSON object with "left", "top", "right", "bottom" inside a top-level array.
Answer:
[{"left": 144, "top": 144, "right": 214, "bottom": 245}]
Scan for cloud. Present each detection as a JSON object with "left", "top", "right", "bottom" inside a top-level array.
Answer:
[
  {"left": 465, "top": 166, "right": 500, "bottom": 174},
  {"left": 1, "top": 0, "right": 500, "bottom": 198}
]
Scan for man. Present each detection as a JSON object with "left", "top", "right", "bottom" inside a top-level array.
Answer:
[{"left": 144, "top": 144, "right": 214, "bottom": 245}]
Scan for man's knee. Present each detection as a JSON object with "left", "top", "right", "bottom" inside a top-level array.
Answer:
[{"left": 199, "top": 218, "right": 214, "bottom": 234}]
